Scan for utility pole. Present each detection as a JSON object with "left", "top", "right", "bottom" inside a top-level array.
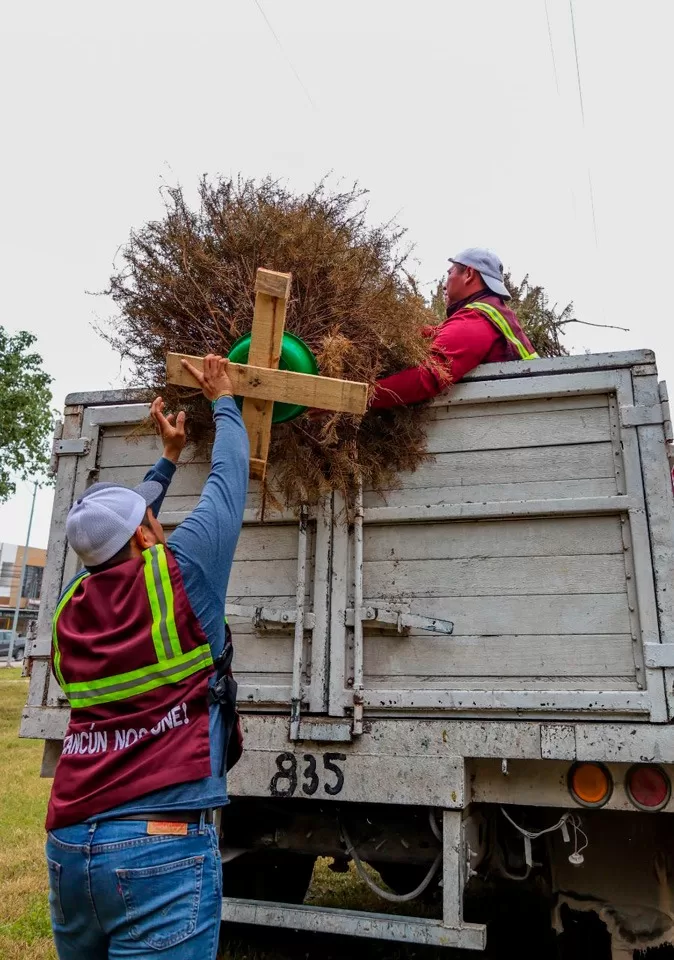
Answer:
[{"left": 7, "top": 481, "right": 38, "bottom": 665}]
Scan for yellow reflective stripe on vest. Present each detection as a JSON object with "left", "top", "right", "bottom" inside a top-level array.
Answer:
[
  {"left": 53, "top": 543, "right": 212, "bottom": 709},
  {"left": 143, "top": 544, "right": 182, "bottom": 661},
  {"left": 465, "top": 302, "right": 540, "bottom": 361},
  {"left": 52, "top": 572, "right": 90, "bottom": 688},
  {"left": 62, "top": 642, "right": 213, "bottom": 708}
]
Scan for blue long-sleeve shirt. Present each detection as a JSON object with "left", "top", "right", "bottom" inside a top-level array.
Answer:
[{"left": 91, "top": 395, "right": 249, "bottom": 818}]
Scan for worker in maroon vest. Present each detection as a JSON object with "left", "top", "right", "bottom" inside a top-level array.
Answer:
[
  {"left": 45, "top": 355, "right": 248, "bottom": 960},
  {"left": 371, "top": 248, "right": 538, "bottom": 409}
]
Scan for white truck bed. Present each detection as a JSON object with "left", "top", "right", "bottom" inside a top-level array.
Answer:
[
  {"left": 21, "top": 348, "right": 674, "bottom": 954},
  {"left": 23, "top": 348, "right": 674, "bottom": 743}
]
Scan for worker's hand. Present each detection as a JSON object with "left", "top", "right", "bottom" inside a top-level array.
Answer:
[
  {"left": 151, "top": 397, "right": 187, "bottom": 464},
  {"left": 181, "top": 354, "right": 234, "bottom": 403}
]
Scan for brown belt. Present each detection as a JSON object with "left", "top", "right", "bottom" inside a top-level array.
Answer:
[{"left": 117, "top": 810, "right": 213, "bottom": 824}]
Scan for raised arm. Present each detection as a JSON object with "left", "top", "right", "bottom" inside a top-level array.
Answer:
[{"left": 167, "top": 356, "right": 249, "bottom": 606}]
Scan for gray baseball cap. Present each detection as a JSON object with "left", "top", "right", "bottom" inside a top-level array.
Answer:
[
  {"left": 66, "top": 480, "right": 163, "bottom": 567},
  {"left": 449, "top": 247, "right": 510, "bottom": 298}
]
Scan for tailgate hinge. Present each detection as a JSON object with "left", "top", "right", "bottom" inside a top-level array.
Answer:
[
  {"left": 619, "top": 403, "right": 665, "bottom": 428},
  {"left": 53, "top": 438, "right": 91, "bottom": 457},
  {"left": 644, "top": 643, "right": 674, "bottom": 668}
]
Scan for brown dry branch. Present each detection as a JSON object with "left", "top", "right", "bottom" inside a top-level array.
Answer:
[{"left": 104, "top": 177, "right": 435, "bottom": 506}]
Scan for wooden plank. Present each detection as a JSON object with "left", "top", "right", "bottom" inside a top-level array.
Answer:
[
  {"left": 364, "top": 594, "right": 632, "bottom": 637},
  {"left": 367, "top": 443, "right": 616, "bottom": 493},
  {"left": 249, "top": 458, "right": 266, "bottom": 481},
  {"left": 363, "top": 516, "right": 625, "bottom": 562},
  {"left": 98, "top": 432, "right": 174, "bottom": 468},
  {"left": 227, "top": 558, "right": 304, "bottom": 596},
  {"left": 461, "top": 350, "right": 654, "bottom": 381},
  {"left": 362, "top": 675, "right": 638, "bottom": 691},
  {"left": 431, "top": 393, "right": 608, "bottom": 420},
  {"left": 226, "top": 593, "right": 300, "bottom": 614},
  {"left": 232, "top": 525, "right": 302, "bottom": 562},
  {"left": 238, "top": 683, "right": 292, "bottom": 704},
  {"left": 360, "top": 688, "right": 649, "bottom": 714},
  {"left": 363, "top": 554, "right": 628, "bottom": 598},
  {"left": 243, "top": 271, "right": 288, "bottom": 481},
  {"left": 98, "top": 462, "right": 210, "bottom": 497},
  {"left": 166, "top": 356, "right": 368, "bottom": 415},
  {"left": 364, "top": 478, "right": 618, "bottom": 510},
  {"left": 440, "top": 370, "right": 621, "bottom": 406},
  {"left": 89, "top": 404, "right": 149, "bottom": 427},
  {"left": 236, "top": 675, "right": 293, "bottom": 697},
  {"left": 363, "top": 635, "right": 636, "bottom": 678},
  {"left": 97, "top": 462, "right": 305, "bottom": 524},
  {"left": 160, "top": 498, "right": 296, "bottom": 526},
  {"left": 255, "top": 268, "right": 292, "bottom": 299},
  {"left": 233, "top": 635, "right": 294, "bottom": 673},
  {"left": 424, "top": 405, "right": 610, "bottom": 454},
  {"left": 363, "top": 496, "right": 634, "bottom": 525}
]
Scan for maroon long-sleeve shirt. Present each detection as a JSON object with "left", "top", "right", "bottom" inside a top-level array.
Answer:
[{"left": 371, "top": 291, "right": 535, "bottom": 409}]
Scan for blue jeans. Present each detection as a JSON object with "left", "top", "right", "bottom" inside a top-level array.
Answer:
[{"left": 46, "top": 815, "right": 222, "bottom": 959}]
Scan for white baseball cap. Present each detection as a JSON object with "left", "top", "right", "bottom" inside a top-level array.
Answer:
[
  {"left": 65, "top": 481, "right": 163, "bottom": 567},
  {"left": 449, "top": 247, "right": 510, "bottom": 298}
]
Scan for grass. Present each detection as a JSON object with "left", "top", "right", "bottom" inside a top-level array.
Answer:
[{"left": 0, "top": 668, "right": 56, "bottom": 960}]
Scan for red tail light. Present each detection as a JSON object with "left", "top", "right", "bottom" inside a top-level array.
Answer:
[{"left": 625, "top": 765, "right": 671, "bottom": 811}]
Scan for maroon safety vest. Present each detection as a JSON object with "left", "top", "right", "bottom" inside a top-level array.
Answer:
[{"left": 46, "top": 545, "right": 215, "bottom": 830}]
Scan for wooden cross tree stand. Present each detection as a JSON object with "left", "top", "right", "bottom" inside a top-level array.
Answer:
[{"left": 166, "top": 268, "right": 369, "bottom": 481}]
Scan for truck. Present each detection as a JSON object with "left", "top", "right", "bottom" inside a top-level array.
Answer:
[{"left": 21, "top": 348, "right": 674, "bottom": 958}]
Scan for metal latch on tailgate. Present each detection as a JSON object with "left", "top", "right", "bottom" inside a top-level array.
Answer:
[
  {"left": 226, "top": 603, "right": 316, "bottom": 631},
  {"left": 345, "top": 605, "right": 454, "bottom": 635}
]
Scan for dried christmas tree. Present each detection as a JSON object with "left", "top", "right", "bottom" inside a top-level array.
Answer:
[{"left": 104, "top": 177, "right": 435, "bottom": 506}]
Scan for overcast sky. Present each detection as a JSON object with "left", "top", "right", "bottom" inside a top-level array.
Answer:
[{"left": 1, "top": 0, "right": 673, "bottom": 547}]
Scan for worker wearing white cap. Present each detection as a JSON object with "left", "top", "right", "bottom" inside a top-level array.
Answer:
[{"left": 371, "top": 247, "right": 538, "bottom": 408}]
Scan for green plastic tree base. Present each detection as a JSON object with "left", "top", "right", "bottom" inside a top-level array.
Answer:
[{"left": 227, "top": 332, "right": 318, "bottom": 423}]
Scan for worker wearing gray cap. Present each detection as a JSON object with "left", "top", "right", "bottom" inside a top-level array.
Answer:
[{"left": 371, "top": 248, "right": 538, "bottom": 408}]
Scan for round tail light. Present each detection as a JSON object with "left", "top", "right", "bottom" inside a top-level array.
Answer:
[
  {"left": 625, "top": 765, "right": 671, "bottom": 811},
  {"left": 568, "top": 762, "right": 612, "bottom": 808}
]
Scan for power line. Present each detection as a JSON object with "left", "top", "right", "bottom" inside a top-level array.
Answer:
[
  {"left": 543, "top": 0, "right": 560, "bottom": 95},
  {"left": 568, "top": 0, "right": 599, "bottom": 249},
  {"left": 252, "top": 0, "right": 316, "bottom": 110},
  {"left": 568, "top": 0, "right": 586, "bottom": 124}
]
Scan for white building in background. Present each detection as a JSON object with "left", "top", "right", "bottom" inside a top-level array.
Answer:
[{"left": 0, "top": 542, "right": 46, "bottom": 634}]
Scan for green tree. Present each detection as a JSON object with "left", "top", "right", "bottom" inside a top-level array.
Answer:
[
  {"left": 0, "top": 328, "right": 53, "bottom": 503},
  {"left": 428, "top": 273, "right": 573, "bottom": 358}
]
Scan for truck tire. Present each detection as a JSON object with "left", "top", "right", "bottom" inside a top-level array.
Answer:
[{"left": 222, "top": 851, "right": 316, "bottom": 904}]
